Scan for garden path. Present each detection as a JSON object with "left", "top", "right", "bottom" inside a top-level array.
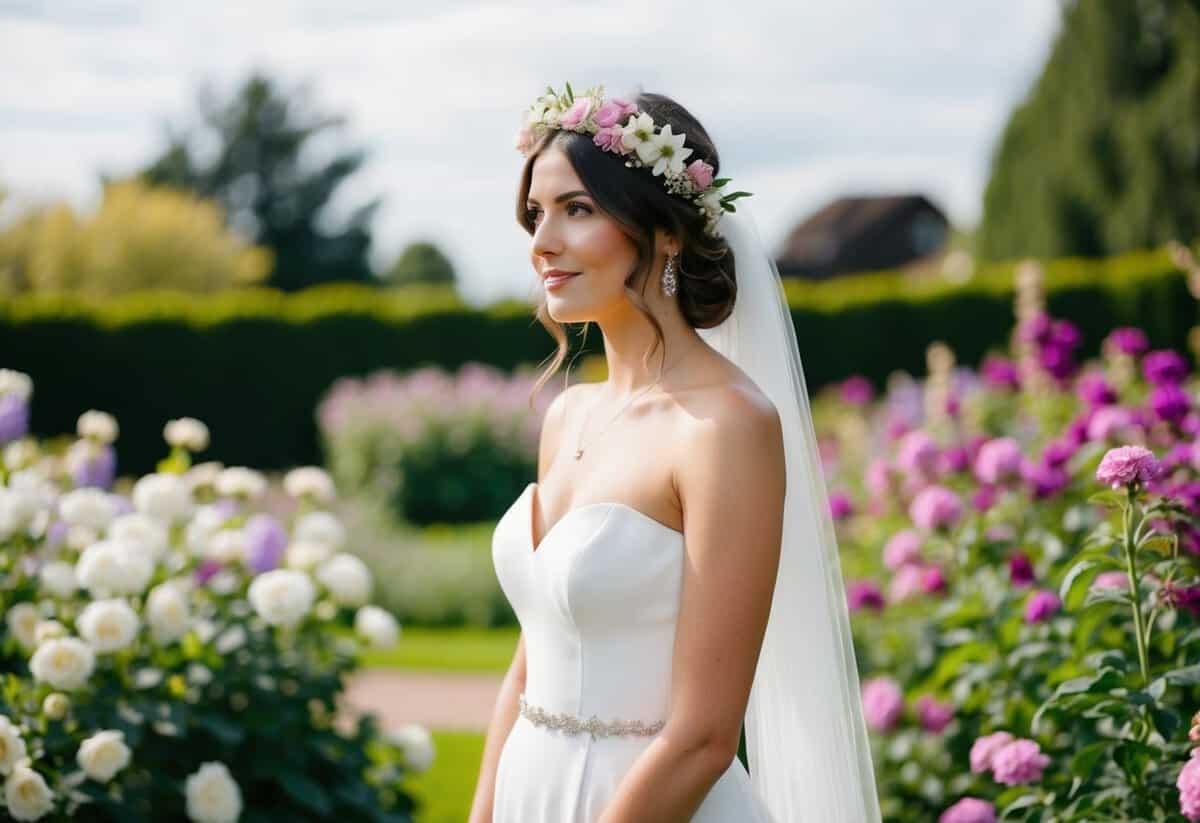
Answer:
[{"left": 342, "top": 669, "right": 503, "bottom": 732}]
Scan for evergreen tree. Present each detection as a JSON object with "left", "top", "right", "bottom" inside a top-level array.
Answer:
[
  {"left": 978, "top": 0, "right": 1200, "bottom": 261},
  {"left": 137, "top": 70, "right": 381, "bottom": 291},
  {"left": 384, "top": 241, "right": 457, "bottom": 287}
]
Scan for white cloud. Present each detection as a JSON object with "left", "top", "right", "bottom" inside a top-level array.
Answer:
[{"left": 0, "top": 0, "right": 1061, "bottom": 305}]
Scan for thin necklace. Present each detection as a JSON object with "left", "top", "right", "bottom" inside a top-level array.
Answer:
[{"left": 573, "top": 342, "right": 698, "bottom": 461}]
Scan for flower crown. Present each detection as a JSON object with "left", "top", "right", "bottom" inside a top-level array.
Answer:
[{"left": 515, "top": 83, "right": 752, "bottom": 237}]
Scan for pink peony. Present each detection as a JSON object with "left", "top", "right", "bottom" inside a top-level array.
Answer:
[
  {"left": 970, "top": 731, "right": 1014, "bottom": 774},
  {"left": 883, "top": 530, "right": 923, "bottom": 571},
  {"left": 593, "top": 98, "right": 637, "bottom": 128},
  {"left": 974, "top": 437, "right": 1024, "bottom": 485},
  {"left": 1025, "top": 589, "right": 1061, "bottom": 623},
  {"left": 1096, "top": 445, "right": 1161, "bottom": 490},
  {"left": 916, "top": 695, "right": 955, "bottom": 733},
  {"left": 910, "top": 486, "right": 963, "bottom": 533},
  {"left": 991, "top": 738, "right": 1050, "bottom": 785},
  {"left": 897, "top": 430, "right": 939, "bottom": 477},
  {"left": 592, "top": 126, "right": 626, "bottom": 154},
  {"left": 1177, "top": 748, "right": 1200, "bottom": 822},
  {"left": 939, "top": 797, "right": 996, "bottom": 823},
  {"left": 861, "top": 677, "right": 904, "bottom": 732},
  {"left": 559, "top": 97, "right": 592, "bottom": 129},
  {"left": 686, "top": 158, "right": 715, "bottom": 189}
]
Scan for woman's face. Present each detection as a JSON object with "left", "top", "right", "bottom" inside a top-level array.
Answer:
[{"left": 525, "top": 146, "right": 642, "bottom": 323}]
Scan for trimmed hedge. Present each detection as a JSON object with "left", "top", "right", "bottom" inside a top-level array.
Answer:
[{"left": 1, "top": 248, "right": 1193, "bottom": 475}]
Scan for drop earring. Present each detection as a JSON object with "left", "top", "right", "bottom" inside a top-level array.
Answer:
[{"left": 661, "top": 253, "right": 678, "bottom": 297}]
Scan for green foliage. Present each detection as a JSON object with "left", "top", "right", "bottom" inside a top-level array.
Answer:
[
  {"left": 137, "top": 70, "right": 380, "bottom": 292},
  {"left": 384, "top": 242, "right": 457, "bottom": 287},
  {"left": 360, "top": 626, "right": 519, "bottom": 673},
  {"left": 978, "top": 0, "right": 1200, "bottom": 260}
]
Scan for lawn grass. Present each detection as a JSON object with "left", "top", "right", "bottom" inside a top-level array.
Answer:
[
  {"left": 362, "top": 625, "right": 520, "bottom": 673},
  {"left": 404, "top": 729, "right": 487, "bottom": 823}
]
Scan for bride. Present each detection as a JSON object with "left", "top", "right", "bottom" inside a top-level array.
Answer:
[{"left": 467, "top": 84, "right": 881, "bottom": 823}]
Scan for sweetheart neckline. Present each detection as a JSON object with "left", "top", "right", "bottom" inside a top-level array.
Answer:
[{"left": 524, "top": 481, "right": 684, "bottom": 556}]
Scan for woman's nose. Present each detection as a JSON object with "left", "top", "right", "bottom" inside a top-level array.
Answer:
[{"left": 531, "top": 214, "right": 563, "bottom": 258}]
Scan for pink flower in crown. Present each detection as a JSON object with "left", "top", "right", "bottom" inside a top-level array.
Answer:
[
  {"left": 514, "top": 126, "right": 535, "bottom": 154},
  {"left": 594, "top": 97, "right": 638, "bottom": 128},
  {"left": 560, "top": 98, "right": 593, "bottom": 130},
  {"left": 593, "top": 126, "right": 626, "bottom": 154},
  {"left": 686, "top": 159, "right": 715, "bottom": 189}
]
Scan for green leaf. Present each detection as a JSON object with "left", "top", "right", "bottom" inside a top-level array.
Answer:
[
  {"left": 194, "top": 713, "right": 244, "bottom": 746},
  {"left": 1163, "top": 662, "right": 1200, "bottom": 686},
  {"left": 1088, "top": 490, "right": 1125, "bottom": 509},
  {"left": 1151, "top": 706, "right": 1182, "bottom": 738},
  {"left": 1070, "top": 740, "right": 1110, "bottom": 778},
  {"left": 279, "top": 771, "right": 332, "bottom": 816},
  {"left": 711, "top": 177, "right": 731, "bottom": 187},
  {"left": 1113, "top": 740, "right": 1155, "bottom": 782},
  {"left": 1060, "top": 559, "right": 1101, "bottom": 610}
]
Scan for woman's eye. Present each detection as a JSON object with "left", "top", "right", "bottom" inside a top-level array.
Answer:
[
  {"left": 525, "top": 207, "right": 541, "bottom": 224},
  {"left": 567, "top": 202, "right": 590, "bottom": 216}
]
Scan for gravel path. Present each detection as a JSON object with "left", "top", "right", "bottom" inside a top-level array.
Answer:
[{"left": 342, "top": 669, "right": 504, "bottom": 733}]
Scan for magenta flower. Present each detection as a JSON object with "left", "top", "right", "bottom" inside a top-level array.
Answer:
[
  {"left": 883, "top": 530, "right": 923, "bottom": 571},
  {"left": 559, "top": 97, "right": 592, "bottom": 129},
  {"left": 1025, "top": 590, "right": 1061, "bottom": 623},
  {"left": 1008, "top": 552, "right": 1035, "bottom": 587},
  {"left": 991, "top": 738, "right": 1050, "bottom": 785},
  {"left": 972, "top": 485, "right": 998, "bottom": 511},
  {"left": 970, "top": 731, "right": 1014, "bottom": 774},
  {"left": 861, "top": 677, "right": 904, "bottom": 732},
  {"left": 1041, "top": 439, "right": 1076, "bottom": 469},
  {"left": 839, "top": 375, "right": 875, "bottom": 406},
  {"left": 1151, "top": 383, "right": 1192, "bottom": 424},
  {"left": 829, "top": 492, "right": 854, "bottom": 521},
  {"left": 1096, "top": 445, "right": 1161, "bottom": 490},
  {"left": 1104, "top": 326, "right": 1149, "bottom": 357},
  {"left": 685, "top": 158, "right": 715, "bottom": 189},
  {"left": 916, "top": 695, "right": 955, "bottom": 733},
  {"left": 980, "top": 355, "right": 1019, "bottom": 392},
  {"left": 1024, "top": 461, "right": 1071, "bottom": 500},
  {"left": 1087, "top": 406, "right": 1139, "bottom": 442},
  {"left": 195, "top": 559, "right": 223, "bottom": 585},
  {"left": 1144, "top": 349, "right": 1189, "bottom": 385},
  {"left": 847, "top": 580, "right": 885, "bottom": 612},
  {"left": 1076, "top": 372, "right": 1117, "bottom": 407},
  {"left": 897, "top": 430, "right": 939, "bottom": 478},
  {"left": 1161, "top": 582, "right": 1200, "bottom": 616},
  {"left": 920, "top": 565, "right": 947, "bottom": 595},
  {"left": 938, "top": 445, "right": 970, "bottom": 476},
  {"left": 1177, "top": 748, "right": 1200, "bottom": 822},
  {"left": 910, "top": 486, "right": 963, "bottom": 533},
  {"left": 939, "top": 798, "right": 996, "bottom": 823},
  {"left": 974, "top": 437, "right": 1024, "bottom": 485}
]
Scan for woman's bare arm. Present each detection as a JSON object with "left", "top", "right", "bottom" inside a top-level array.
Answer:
[{"left": 467, "top": 634, "right": 526, "bottom": 823}]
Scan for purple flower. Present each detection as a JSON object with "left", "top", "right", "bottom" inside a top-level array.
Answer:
[
  {"left": 974, "top": 437, "right": 1024, "bottom": 485},
  {"left": 1144, "top": 350, "right": 1189, "bottom": 385},
  {"left": 1161, "top": 582, "right": 1200, "bottom": 616},
  {"left": 916, "top": 695, "right": 955, "bottom": 734},
  {"left": 970, "top": 731, "right": 1015, "bottom": 774},
  {"left": 896, "top": 430, "right": 939, "bottom": 478},
  {"left": 1092, "top": 571, "right": 1128, "bottom": 591},
  {"left": 847, "top": 580, "right": 885, "bottom": 612},
  {"left": 72, "top": 444, "right": 116, "bottom": 490},
  {"left": 991, "top": 738, "right": 1051, "bottom": 785},
  {"left": 1076, "top": 372, "right": 1117, "bottom": 407},
  {"left": 1177, "top": 748, "right": 1200, "bottom": 822},
  {"left": 1172, "top": 481, "right": 1200, "bottom": 516},
  {"left": 1023, "top": 461, "right": 1071, "bottom": 500},
  {"left": 195, "top": 559, "right": 222, "bottom": 585},
  {"left": 939, "top": 797, "right": 997, "bottom": 823},
  {"left": 0, "top": 394, "right": 29, "bottom": 445},
  {"left": 980, "top": 355, "right": 1019, "bottom": 392},
  {"left": 920, "top": 565, "right": 947, "bottom": 595},
  {"left": 244, "top": 513, "right": 288, "bottom": 574},
  {"left": 1151, "top": 384, "right": 1192, "bottom": 424},
  {"left": 883, "top": 530, "right": 923, "bottom": 571},
  {"left": 909, "top": 486, "right": 963, "bottom": 533},
  {"left": 1041, "top": 439, "right": 1076, "bottom": 469},
  {"left": 1009, "top": 552, "right": 1035, "bottom": 587},
  {"left": 972, "top": 485, "right": 998, "bottom": 512},
  {"left": 839, "top": 375, "right": 875, "bottom": 406},
  {"left": 829, "top": 492, "right": 855, "bottom": 521},
  {"left": 45, "top": 520, "right": 68, "bottom": 549},
  {"left": 861, "top": 677, "right": 904, "bottom": 732},
  {"left": 1096, "top": 445, "right": 1161, "bottom": 489},
  {"left": 938, "top": 445, "right": 970, "bottom": 476},
  {"left": 1104, "top": 326, "right": 1149, "bottom": 357},
  {"left": 1087, "top": 406, "right": 1139, "bottom": 442},
  {"left": 1025, "top": 589, "right": 1061, "bottom": 623}
]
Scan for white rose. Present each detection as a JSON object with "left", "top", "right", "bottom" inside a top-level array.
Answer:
[
  {"left": 38, "top": 562, "right": 77, "bottom": 599},
  {"left": 4, "top": 765, "right": 53, "bottom": 821},
  {"left": 108, "top": 513, "right": 169, "bottom": 563},
  {"left": 77, "top": 410, "right": 119, "bottom": 444},
  {"left": 77, "top": 599, "right": 140, "bottom": 653},
  {"left": 6, "top": 603, "right": 39, "bottom": 650},
  {"left": 283, "top": 540, "right": 332, "bottom": 570},
  {"left": 389, "top": 723, "right": 436, "bottom": 773},
  {"left": 41, "top": 694, "right": 69, "bottom": 721},
  {"left": 164, "top": 418, "right": 210, "bottom": 452},
  {"left": 214, "top": 467, "right": 266, "bottom": 500},
  {"left": 132, "top": 473, "right": 194, "bottom": 524},
  {"left": 34, "top": 620, "right": 67, "bottom": 645},
  {"left": 58, "top": 488, "right": 116, "bottom": 531},
  {"left": 184, "top": 462, "right": 224, "bottom": 493},
  {"left": 316, "top": 553, "right": 372, "bottom": 607},
  {"left": 65, "top": 525, "right": 98, "bottom": 552},
  {"left": 282, "top": 467, "right": 335, "bottom": 502},
  {"left": 354, "top": 605, "right": 400, "bottom": 648},
  {"left": 76, "top": 539, "right": 153, "bottom": 597},
  {"left": 205, "top": 529, "right": 247, "bottom": 564},
  {"left": 146, "top": 583, "right": 191, "bottom": 643},
  {"left": 3, "top": 439, "right": 38, "bottom": 471},
  {"left": 293, "top": 511, "right": 345, "bottom": 552},
  {"left": 215, "top": 625, "right": 246, "bottom": 654},
  {"left": 185, "top": 505, "right": 229, "bottom": 557},
  {"left": 247, "top": 569, "right": 315, "bottom": 628},
  {"left": 76, "top": 730, "right": 131, "bottom": 783},
  {"left": 29, "top": 636, "right": 95, "bottom": 690},
  {"left": 185, "top": 761, "right": 242, "bottom": 823},
  {"left": 0, "top": 714, "right": 27, "bottom": 775},
  {"left": 0, "top": 369, "right": 33, "bottom": 401}
]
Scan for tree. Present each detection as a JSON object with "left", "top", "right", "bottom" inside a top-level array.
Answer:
[
  {"left": 136, "top": 70, "right": 381, "bottom": 291},
  {"left": 384, "top": 241, "right": 457, "bottom": 287},
  {"left": 978, "top": 0, "right": 1200, "bottom": 262}
]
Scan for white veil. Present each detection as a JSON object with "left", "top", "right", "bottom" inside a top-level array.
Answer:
[{"left": 696, "top": 206, "right": 882, "bottom": 822}]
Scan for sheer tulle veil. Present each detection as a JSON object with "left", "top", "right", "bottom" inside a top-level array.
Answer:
[{"left": 696, "top": 206, "right": 882, "bottom": 822}]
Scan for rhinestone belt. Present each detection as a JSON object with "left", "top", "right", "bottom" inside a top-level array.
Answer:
[{"left": 518, "top": 693, "right": 666, "bottom": 740}]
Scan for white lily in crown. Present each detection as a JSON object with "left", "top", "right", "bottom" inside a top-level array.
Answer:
[
  {"left": 621, "top": 112, "right": 656, "bottom": 155},
  {"left": 645, "top": 124, "right": 692, "bottom": 176}
]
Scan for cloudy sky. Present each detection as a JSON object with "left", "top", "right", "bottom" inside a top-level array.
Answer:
[{"left": 0, "top": 0, "right": 1061, "bottom": 305}]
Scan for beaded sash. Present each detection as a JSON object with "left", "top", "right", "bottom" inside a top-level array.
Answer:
[{"left": 518, "top": 693, "right": 665, "bottom": 740}]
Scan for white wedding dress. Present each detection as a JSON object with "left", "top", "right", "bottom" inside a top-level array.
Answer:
[{"left": 491, "top": 481, "right": 775, "bottom": 822}]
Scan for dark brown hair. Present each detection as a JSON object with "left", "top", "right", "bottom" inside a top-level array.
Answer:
[{"left": 515, "top": 91, "right": 737, "bottom": 406}]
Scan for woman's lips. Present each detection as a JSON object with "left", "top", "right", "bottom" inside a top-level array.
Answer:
[{"left": 544, "top": 271, "right": 580, "bottom": 290}]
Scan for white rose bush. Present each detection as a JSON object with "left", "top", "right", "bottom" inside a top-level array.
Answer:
[{"left": 0, "top": 382, "right": 415, "bottom": 821}]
